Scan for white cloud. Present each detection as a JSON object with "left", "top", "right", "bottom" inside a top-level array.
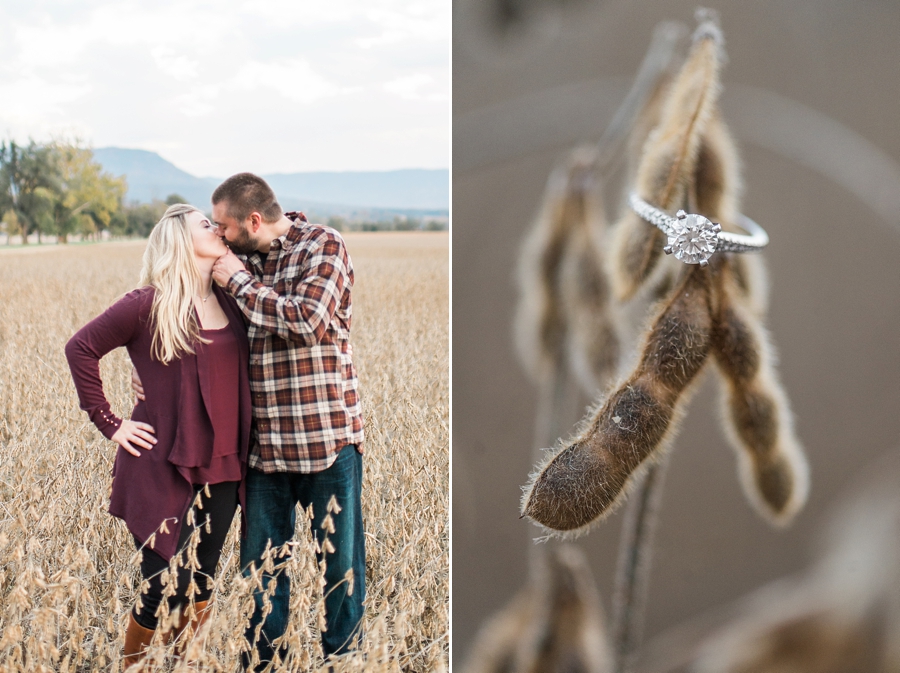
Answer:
[
  {"left": 0, "top": 0, "right": 448, "bottom": 175},
  {"left": 172, "top": 84, "right": 221, "bottom": 118},
  {"left": 358, "top": 4, "right": 449, "bottom": 48},
  {"left": 151, "top": 47, "right": 201, "bottom": 82},
  {"left": 0, "top": 74, "right": 92, "bottom": 128},
  {"left": 235, "top": 0, "right": 357, "bottom": 24},
  {"left": 232, "top": 59, "right": 355, "bottom": 103},
  {"left": 384, "top": 73, "right": 446, "bottom": 101}
]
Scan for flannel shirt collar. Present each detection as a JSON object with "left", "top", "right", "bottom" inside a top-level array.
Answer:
[
  {"left": 273, "top": 212, "right": 308, "bottom": 253},
  {"left": 237, "top": 212, "right": 309, "bottom": 270}
]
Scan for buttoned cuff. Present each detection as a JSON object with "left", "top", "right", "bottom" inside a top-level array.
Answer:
[{"left": 91, "top": 406, "right": 123, "bottom": 440}]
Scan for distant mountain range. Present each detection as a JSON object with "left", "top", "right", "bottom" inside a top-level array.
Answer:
[{"left": 92, "top": 147, "right": 449, "bottom": 220}]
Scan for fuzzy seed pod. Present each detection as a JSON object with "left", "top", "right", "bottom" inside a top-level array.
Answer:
[
  {"left": 461, "top": 545, "right": 612, "bottom": 673},
  {"left": 515, "top": 148, "right": 604, "bottom": 384},
  {"left": 522, "top": 9, "right": 807, "bottom": 533},
  {"left": 691, "top": 110, "right": 771, "bottom": 313},
  {"left": 624, "top": 69, "right": 675, "bottom": 186},
  {"left": 611, "top": 16, "right": 724, "bottom": 301},
  {"left": 557, "top": 172, "right": 619, "bottom": 394},
  {"left": 689, "top": 94, "right": 808, "bottom": 523},
  {"left": 459, "top": 587, "right": 534, "bottom": 673},
  {"left": 693, "top": 112, "right": 740, "bottom": 224},
  {"left": 711, "top": 262, "right": 809, "bottom": 525},
  {"left": 689, "top": 453, "right": 900, "bottom": 673},
  {"left": 522, "top": 267, "right": 713, "bottom": 532}
]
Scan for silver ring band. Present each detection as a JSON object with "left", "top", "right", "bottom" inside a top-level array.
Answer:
[{"left": 628, "top": 192, "right": 769, "bottom": 266}]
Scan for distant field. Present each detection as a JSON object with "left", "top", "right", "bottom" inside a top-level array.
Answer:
[{"left": 0, "top": 233, "right": 449, "bottom": 671}]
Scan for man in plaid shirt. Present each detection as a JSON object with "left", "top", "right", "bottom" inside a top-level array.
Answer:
[{"left": 209, "top": 173, "right": 366, "bottom": 668}]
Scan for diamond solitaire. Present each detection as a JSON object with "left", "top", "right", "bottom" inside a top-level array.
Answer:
[
  {"left": 666, "top": 212, "right": 719, "bottom": 265},
  {"left": 628, "top": 192, "right": 769, "bottom": 266}
]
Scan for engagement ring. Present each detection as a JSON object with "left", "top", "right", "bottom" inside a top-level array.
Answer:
[{"left": 629, "top": 192, "right": 769, "bottom": 266}]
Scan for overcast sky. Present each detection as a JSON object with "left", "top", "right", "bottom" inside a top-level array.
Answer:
[{"left": 0, "top": 0, "right": 449, "bottom": 177}]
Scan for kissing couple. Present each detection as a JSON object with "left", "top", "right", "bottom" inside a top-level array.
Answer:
[{"left": 66, "top": 173, "right": 366, "bottom": 670}]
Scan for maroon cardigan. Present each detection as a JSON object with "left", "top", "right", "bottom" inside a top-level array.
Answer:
[{"left": 65, "top": 284, "right": 252, "bottom": 561}]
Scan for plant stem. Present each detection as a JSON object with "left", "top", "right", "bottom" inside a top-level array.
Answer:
[
  {"left": 611, "top": 457, "right": 669, "bottom": 673},
  {"left": 603, "top": 23, "right": 687, "bottom": 672}
]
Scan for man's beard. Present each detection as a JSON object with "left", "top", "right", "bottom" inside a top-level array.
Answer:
[{"left": 225, "top": 224, "right": 258, "bottom": 255}]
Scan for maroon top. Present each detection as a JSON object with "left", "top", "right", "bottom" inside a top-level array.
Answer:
[
  {"left": 65, "top": 285, "right": 252, "bottom": 561},
  {"left": 180, "top": 326, "right": 243, "bottom": 485}
]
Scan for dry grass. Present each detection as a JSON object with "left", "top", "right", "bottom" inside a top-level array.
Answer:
[{"left": 0, "top": 232, "right": 449, "bottom": 672}]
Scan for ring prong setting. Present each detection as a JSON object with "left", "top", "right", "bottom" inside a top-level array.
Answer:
[
  {"left": 676, "top": 210, "right": 687, "bottom": 219},
  {"left": 663, "top": 245, "right": 673, "bottom": 255},
  {"left": 699, "top": 259, "right": 710, "bottom": 268},
  {"left": 666, "top": 214, "right": 718, "bottom": 265}
]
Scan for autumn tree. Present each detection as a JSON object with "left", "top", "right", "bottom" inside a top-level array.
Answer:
[
  {"left": 48, "top": 142, "right": 126, "bottom": 243},
  {"left": 0, "top": 210, "right": 19, "bottom": 245},
  {"left": 0, "top": 140, "right": 59, "bottom": 244},
  {"left": 121, "top": 201, "right": 168, "bottom": 237}
]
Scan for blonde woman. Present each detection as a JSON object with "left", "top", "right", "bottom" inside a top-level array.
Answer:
[{"left": 65, "top": 204, "right": 251, "bottom": 665}]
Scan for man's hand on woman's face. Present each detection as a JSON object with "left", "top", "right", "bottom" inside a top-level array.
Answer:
[{"left": 212, "top": 250, "right": 247, "bottom": 287}]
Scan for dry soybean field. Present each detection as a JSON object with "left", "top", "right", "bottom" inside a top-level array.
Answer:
[{"left": 0, "top": 232, "right": 448, "bottom": 672}]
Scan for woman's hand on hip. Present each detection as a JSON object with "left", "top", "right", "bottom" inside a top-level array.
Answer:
[{"left": 111, "top": 420, "right": 156, "bottom": 457}]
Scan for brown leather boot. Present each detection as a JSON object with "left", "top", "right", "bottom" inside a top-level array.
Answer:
[
  {"left": 123, "top": 611, "right": 156, "bottom": 670},
  {"left": 173, "top": 600, "right": 212, "bottom": 663}
]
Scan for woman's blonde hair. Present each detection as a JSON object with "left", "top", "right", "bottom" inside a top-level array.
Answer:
[{"left": 139, "top": 204, "right": 210, "bottom": 363}]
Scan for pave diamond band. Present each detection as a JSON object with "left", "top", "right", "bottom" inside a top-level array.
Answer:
[{"left": 629, "top": 192, "right": 769, "bottom": 266}]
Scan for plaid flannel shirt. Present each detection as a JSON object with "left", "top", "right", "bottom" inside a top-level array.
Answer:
[{"left": 226, "top": 213, "right": 364, "bottom": 473}]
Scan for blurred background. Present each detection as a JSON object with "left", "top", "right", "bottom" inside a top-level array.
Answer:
[{"left": 452, "top": 0, "right": 900, "bottom": 667}]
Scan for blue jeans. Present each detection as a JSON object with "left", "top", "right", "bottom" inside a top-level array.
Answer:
[{"left": 241, "top": 445, "right": 365, "bottom": 668}]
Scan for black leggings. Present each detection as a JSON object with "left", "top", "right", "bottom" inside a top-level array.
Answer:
[{"left": 132, "top": 481, "right": 239, "bottom": 630}]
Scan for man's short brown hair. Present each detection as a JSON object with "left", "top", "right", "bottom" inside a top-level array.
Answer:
[{"left": 212, "top": 173, "right": 283, "bottom": 223}]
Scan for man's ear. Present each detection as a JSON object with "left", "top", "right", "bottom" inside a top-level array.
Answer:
[{"left": 249, "top": 212, "right": 262, "bottom": 233}]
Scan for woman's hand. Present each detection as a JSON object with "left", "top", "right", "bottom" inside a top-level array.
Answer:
[{"left": 111, "top": 420, "right": 156, "bottom": 457}]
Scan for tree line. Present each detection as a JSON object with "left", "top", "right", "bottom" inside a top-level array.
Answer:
[
  {"left": 0, "top": 139, "right": 178, "bottom": 245},
  {"left": 1, "top": 139, "right": 449, "bottom": 244},
  {"left": 323, "top": 215, "right": 448, "bottom": 232}
]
